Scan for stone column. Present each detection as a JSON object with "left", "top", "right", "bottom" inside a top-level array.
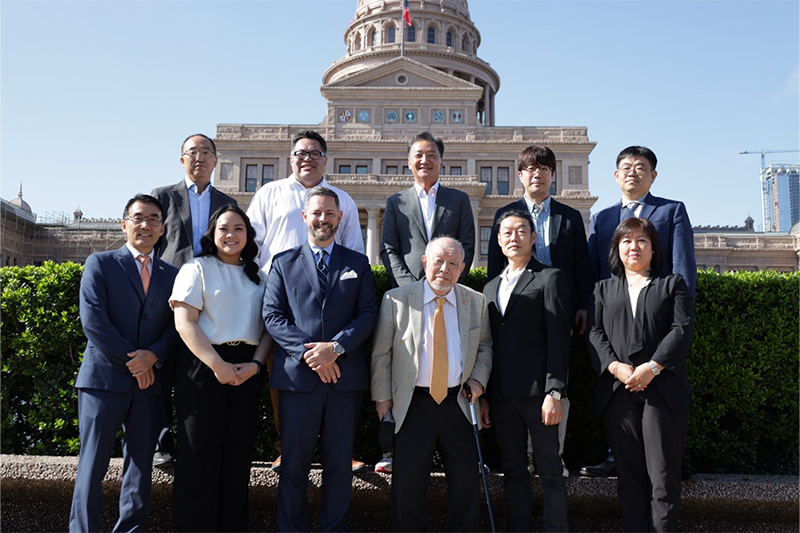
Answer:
[
  {"left": 366, "top": 207, "right": 380, "bottom": 264},
  {"left": 472, "top": 206, "right": 481, "bottom": 270}
]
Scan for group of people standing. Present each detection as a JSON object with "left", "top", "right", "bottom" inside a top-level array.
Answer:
[{"left": 68, "top": 128, "right": 695, "bottom": 533}]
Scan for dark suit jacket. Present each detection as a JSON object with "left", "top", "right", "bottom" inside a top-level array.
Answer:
[
  {"left": 263, "top": 243, "right": 378, "bottom": 393},
  {"left": 151, "top": 181, "right": 237, "bottom": 268},
  {"left": 588, "top": 274, "right": 694, "bottom": 417},
  {"left": 587, "top": 193, "right": 696, "bottom": 296},
  {"left": 76, "top": 246, "right": 179, "bottom": 395},
  {"left": 380, "top": 185, "right": 475, "bottom": 287},
  {"left": 483, "top": 258, "right": 571, "bottom": 400},
  {"left": 487, "top": 197, "right": 593, "bottom": 316}
]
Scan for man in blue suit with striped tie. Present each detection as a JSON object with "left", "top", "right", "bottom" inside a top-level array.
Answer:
[{"left": 69, "top": 194, "right": 179, "bottom": 532}]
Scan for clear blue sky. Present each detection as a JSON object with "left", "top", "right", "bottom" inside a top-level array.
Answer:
[{"left": 2, "top": 0, "right": 798, "bottom": 229}]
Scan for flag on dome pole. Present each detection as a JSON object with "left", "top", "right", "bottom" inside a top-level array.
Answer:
[{"left": 403, "top": 0, "right": 412, "bottom": 26}]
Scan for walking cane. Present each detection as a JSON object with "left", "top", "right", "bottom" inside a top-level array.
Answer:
[{"left": 463, "top": 383, "right": 496, "bottom": 533}]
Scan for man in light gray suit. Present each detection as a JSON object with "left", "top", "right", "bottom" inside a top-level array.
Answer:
[
  {"left": 371, "top": 236, "right": 492, "bottom": 531},
  {"left": 149, "top": 133, "right": 237, "bottom": 467},
  {"left": 380, "top": 132, "right": 475, "bottom": 287}
]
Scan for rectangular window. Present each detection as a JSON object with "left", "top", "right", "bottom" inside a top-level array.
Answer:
[
  {"left": 403, "top": 166, "right": 412, "bottom": 175},
  {"left": 385, "top": 165, "right": 398, "bottom": 174},
  {"left": 497, "top": 167, "right": 509, "bottom": 195},
  {"left": 480, "top": 226, "right": 492, "bottom": 256},
  {"left": 339, "top": 165, "right": 352, "bottom": 174},
  {"left": 450, "top": 166, "right": 462, "bottom": 175},
  {"left": 262, "top": 164, "right": 274, "bottom": 186},
  {"left": 356, "top": 165, "right": 368, "bottom": 174},
  {"left": 245, "top": 164, "right": 258, "bottom": 192},
  {"left": 480, "top": 167, "right": 492, "bottom": 194}
]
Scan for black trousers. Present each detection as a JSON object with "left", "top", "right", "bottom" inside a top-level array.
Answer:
[
  {"left": 391, "top": 386, "right": 480, "bottom": 532},
  {"left": 173, "top": 343, "right": 265, "bottom": 532},
  {"left": 492, "top": 395, "right": 569, "bottom": 532},
  {"left": 605, "top": 386, "right": 688, "bottom": 532}
]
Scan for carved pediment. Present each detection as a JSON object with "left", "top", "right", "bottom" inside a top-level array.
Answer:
[{"left": 323, "top": 57, "right": 479, "bottom": 91}]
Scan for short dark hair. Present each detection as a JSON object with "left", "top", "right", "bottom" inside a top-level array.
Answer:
[
  {"left": 616, "top": 146, "right": 657, "bottom": 170},
  {"left": 292, "top": 130, "right": 328, "bottom": 154},
  {"left": 408, "top": 131, "right": 444, "bottom": 157},
  {"left": 198, "top": 205, "right": 261, "bottom": 285},
  {"left": 305, "top": 186, "right": 340, "bottom": 209},
  {"left": 495, "top": 208, "right": 534, "bottom": 234},
  {"left": 123, "top": 194, "right": 164, "bottom": 220},
  {"left": 518, "top": 145, "right": 556, "bottom": 173},
  {"left": 607, "top": 217, "right": 663, "bottom": 277},
  {"left": 181, "top": 133, "right": 217, "bottom": 155}
]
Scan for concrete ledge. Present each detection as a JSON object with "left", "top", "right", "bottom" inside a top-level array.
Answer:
[{"left": 2, "top": 455, "right": 798, "bottom": 532}]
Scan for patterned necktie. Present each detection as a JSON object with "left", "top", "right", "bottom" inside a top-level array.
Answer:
[
  {"left": 621, "top": 201, "right": 640, "bottom": 221},
  {"left": 316, "top": 250, "right": 328, "bottom": 299},
  {"left": 430, "top": 297, "right": 449, "bottom": 404},
  {"left": 137, "top": 255, "right": 151, "bottom": 296}
]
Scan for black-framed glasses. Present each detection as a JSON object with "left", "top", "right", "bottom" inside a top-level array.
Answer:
[{"left": 292, "top": 150, "right": 325, "bottom": 160}]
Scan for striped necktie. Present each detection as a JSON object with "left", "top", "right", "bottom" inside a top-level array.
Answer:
[{"left": 316, "top": 250, "right": 328, "bottom": 298}]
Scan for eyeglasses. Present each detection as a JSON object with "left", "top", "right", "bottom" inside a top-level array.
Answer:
[
  {"left": 618, "top": 164, "right": 649, "bottom": 175},
  {"left": 292, "top": 150, "right": 325, "bottom": 160},
  {"left": 182, "top": 149, "right": 216, "bottom": 159},
  {"left": 521, "top": 165, "right": 552, "bottom": 175},
  {"left": 125, "top": 216, "right": 163, "bottom": 227}
]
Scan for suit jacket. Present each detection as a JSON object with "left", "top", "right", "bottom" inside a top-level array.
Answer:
[
  {"left": 76, "top": 246, "right": 179, "bottom": 395},
  {"left": 587, "top": 193, "right": 696, "bottom": 296},
  {"left": 483, "top": 258, "right": 571, "bottom": 400},
  {"left": 487, "top": 197, "right": 593, "bottom": 315},
  {"left": 151, "top": 181, "right": 237, "bottom": 268},
  {"left": 370, "top": 281, "right": 493, "bottom": 432},
  {"left": 380, "top": 185, "right": 475, "bottom": 287},
  {"left": 263, "top": 243, "right": 378, "bottom": 393},
  {"left": 588, "top": 274, "right": 694, "bottom": 417}
]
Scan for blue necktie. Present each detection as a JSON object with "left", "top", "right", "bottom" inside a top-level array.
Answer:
[
  {"left": 621, "top": 201, "right": 640, "bottom": 221},
  {"left": 316, "top": 250, "right": 328, "bottom": 298}
]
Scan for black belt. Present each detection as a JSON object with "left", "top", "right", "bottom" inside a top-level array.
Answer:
[{"left": 415, "top": 385, "right": 460, "bottom": 395}]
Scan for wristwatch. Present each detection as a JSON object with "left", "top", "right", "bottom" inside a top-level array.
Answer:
[
  {"left": 548, "top": 390, "right": 562, "bottom": 401},
  {"left": 648, "top": 361, "right": 661, "bottom": 376},
  {"left": 331, "top": 341, "right": 345, "bottom": 356}
]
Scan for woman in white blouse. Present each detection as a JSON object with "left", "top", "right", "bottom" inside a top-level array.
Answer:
[{"left": 170, "top": 204, "right": 272, "bottom": 532}]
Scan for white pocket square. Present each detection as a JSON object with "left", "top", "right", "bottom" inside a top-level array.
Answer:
[{"left": 340, "top": 270, "right": 358, "bottom": 280}]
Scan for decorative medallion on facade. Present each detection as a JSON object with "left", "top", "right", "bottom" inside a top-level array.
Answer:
[
  {"left": 339, "top": 110, "right": 352, "bottom": 122},
  {"left": 357, "top": 110, "right": 371, "bottom": 122},
  {"left": 451, "top": 111, "right": 463, "bottom": 123},
  {"left": 395, "top": 73, "right": 409, "bottom": 85},
  {"left": 404, "top": 110, "right": 417, "bottom": 123},
  {"left": 433, "top": 110, "right": 445, "bottom": 123},
  {"left": 386, "top": 110, "right": 398, "bottom": 123}
]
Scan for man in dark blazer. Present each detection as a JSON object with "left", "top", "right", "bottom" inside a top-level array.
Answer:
[
  {"left": 380, "top": 131, "right": 475, "bottom": 287},
  {"left": 149, "top": 133, "right": 237, "bottom": 467},
  {"left": 263, "top": 186, "right": 378, "bottom": 532},
  {"left": 582, "top": 145, "right": 696, "bottom": 478},
  {"left": 69, "top": 194, "right": 179, "bottom": 532},
  {"left": 480, "top": 209, "right": 571, "bottom": 532}
]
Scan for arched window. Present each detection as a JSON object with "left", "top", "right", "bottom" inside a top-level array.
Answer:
[
  {"left": 407, "top": 25, "right": 416, "bottom": 42},
  {"left": 387, "top": 26, "right": 396, "bottom": 43},
  {"left": 461, "top": 35, "right": 467, "bottom": 51},
  {"left": 446, "top": 31, "right": 452, "bottom": 47},
  {"left": 370, "top": 29, "right": 376, "bottom": 47},
  {"left": 427, "top": 27, "right": 436, "bottom": 44}
]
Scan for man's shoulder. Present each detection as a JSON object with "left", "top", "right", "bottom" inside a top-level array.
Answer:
[
  {"left": 211, "top": 186, "right": 237, "bottom": 203},
  {"left": 151, "top": 181, "right": 183, "bottom": 199},
  {"left": 455, "top": 282, "right": 485, "bottom": 302},
  {"left": 648, "top": 194, "right": 685, "bottom": 210},
  {"left": 494, "top": 198, "right": 527, "bottom": 219},
  {"left": 550, "top": 197, "right": 581, "bottom": 217},
  {"left": 384, "top": 279, "right": 421, "bottom": 300},
  {"left": 325, "top": 182, "right": 358, "bottom": 205},
  {"left": 271, "top": 244, "right": 305, "bottom": 266},
  {"left": 336, "top": 244, "right": 369, "bottom": 263},
  {"left": 438, "top": 184, "right": 470, "bottom": 200}
]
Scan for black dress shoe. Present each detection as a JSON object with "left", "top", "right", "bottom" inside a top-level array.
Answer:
[{"left": 579, "top": 460, "right": 617, "bottom": 477}]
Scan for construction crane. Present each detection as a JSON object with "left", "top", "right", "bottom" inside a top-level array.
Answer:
[{"left": 739, "top": 149, "right": 800, "bottom": 231}]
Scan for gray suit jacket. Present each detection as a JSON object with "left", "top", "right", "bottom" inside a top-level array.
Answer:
[
  {"left": 370, "top": 281, "right": 493, "bottom": 432},
  {"left": 380, "top": 185, "right": 475, "bottom": 287},
  {"left": 151, "top": 181, "right": 237, "bottom": 268}
]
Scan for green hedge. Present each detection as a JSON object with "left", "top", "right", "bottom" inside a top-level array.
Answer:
[{"left": 2, "top": 263, "right": 797, "bottom": 474}]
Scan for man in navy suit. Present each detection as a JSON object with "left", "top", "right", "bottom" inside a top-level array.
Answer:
[
  {"left": 581, "top": 145, "right": 696, "bottom": 478},
  {"left": 69, "top": 194, "right": 179, "bottom": 532},
  {"left": 380, "top": 131, "right": 475, "bottom": 287},
  {"left": 150, "top": 133, "right": 237, "bottom": 468},
  {"left": 263, "top": 186, "right": 378, "bottom": 532}
]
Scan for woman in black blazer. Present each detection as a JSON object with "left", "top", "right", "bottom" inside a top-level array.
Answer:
[{"left": 589, "top": 217, "right": 694, "bottom": 532}]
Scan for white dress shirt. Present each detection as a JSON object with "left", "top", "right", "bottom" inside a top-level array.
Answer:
[
  {"left": 246, "top": 174, "right": 365, "bottom": 274},
  {"left": 497, "top": 265, "right": 524, "bottom": 316},
  {"left": 413, "top": 181, "right": 440, "bottom": 240},
  {"left": 416, "top": 282, "right": 463, "bottom": 388}
]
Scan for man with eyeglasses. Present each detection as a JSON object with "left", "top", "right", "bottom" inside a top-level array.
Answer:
[
  {"left": 246, "top": 130, "right": 365, "bottom": 474},
  {"left": 69, "top": 194, "right": 179, "bottom": 532},
  {"left": 580, "top": 145, "right": 696, "bottom": 478},
  {"left": 149, "top": 133, "right": 237, "bottom": 468},
  {"left": 487, "top": 145, "right": 593, "bottom": 479}
]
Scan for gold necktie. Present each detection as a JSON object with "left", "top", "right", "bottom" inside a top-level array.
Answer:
[
  {"left": 431, "top": 297, "right": 448, "bottom": 404},
  {"left": 137, "top": 255, "right": 151, "bottom": 296}
]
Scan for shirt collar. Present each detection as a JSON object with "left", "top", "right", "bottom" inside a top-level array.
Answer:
[
  {"left": 290, "top": 174, "right": 328, "bottom": 190},
  {"left": 414, "top": 181, "right": 440, "bottom": 198},
  {"left": 184, "top": 176, "right": 213, "bottom": 195},
  {"left": 621, "top": 192, "right": 651, "bottom": 206},
  {"left": 125, "top": 243, "right": 154, "bottom": 261},
  {"left": 423, "top": 279, "right": 456, "bottom": 307},
  {"left": 523, "top": 194, "right": 551, "bottom": 213},
  {"left": 309, "top": 240, "right": 335, "bottom": 257}
]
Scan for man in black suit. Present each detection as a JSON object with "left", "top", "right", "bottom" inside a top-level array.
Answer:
[
  {"left": 380, "top": 131, "right": 475, "bottom": 287},
  {"left": 149, "top": 133, "right": 237, "bottom": 467},
  {"left": 480, "top": 209, "right": 571, "bottom": 532},
  {"left": 487, "top": 145, "right": 592, "bottom": 475}
]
